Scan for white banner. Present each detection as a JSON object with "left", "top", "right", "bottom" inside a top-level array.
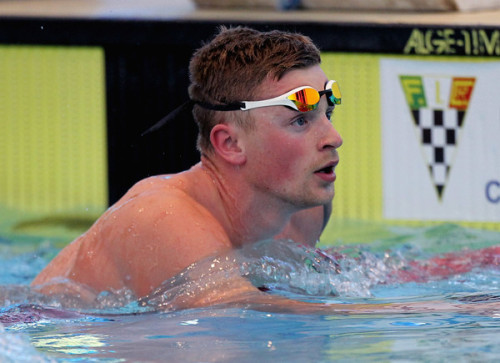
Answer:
[{"left": 381, "top": 59, "right": 500, "bottom": 222}]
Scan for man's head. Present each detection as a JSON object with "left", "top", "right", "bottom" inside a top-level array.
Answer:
[{"left": 188, "top": 26, "right": 321, "bottom": 153}]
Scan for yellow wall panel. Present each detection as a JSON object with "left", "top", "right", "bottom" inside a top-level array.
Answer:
[
  {"left": 322, "top": 53, "right": 383, "bottom": 221},
  {"left": 0, "top": 45, "right": 107, "bottom": 218}
]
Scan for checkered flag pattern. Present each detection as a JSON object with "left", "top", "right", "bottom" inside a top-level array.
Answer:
[{"left": 411, "top": 108, "right": 466, "bottom": 199}]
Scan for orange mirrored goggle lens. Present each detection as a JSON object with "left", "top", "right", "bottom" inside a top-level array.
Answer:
[
  {"left": 288, "top": 82, "right": 341, "bottom": 112},
  {"left": 288, "top": 87, "right": 321, "bottom": 112}
]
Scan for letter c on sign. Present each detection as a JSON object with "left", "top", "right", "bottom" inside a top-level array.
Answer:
[{"left": 486, "top": 180, "right": 500, "bottom": 203}]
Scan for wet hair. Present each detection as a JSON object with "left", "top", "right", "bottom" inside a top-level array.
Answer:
[{"left": 188, "top": 26, "right": 322, "bottom": 154}]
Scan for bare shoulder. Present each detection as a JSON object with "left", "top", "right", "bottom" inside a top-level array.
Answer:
[
  {"left": 112, "top": 173, "right": 219, "bottom": 226},
  {"left": 115, "top": 174, "right": 180, "bottom": 202},
  {"left": 33, "top": 170, "right": 233, "bottom": 298},
  {"left": 103, "top": 173, "right": 232, "bottom": 295},
  {"left": 107, "top": 172, "right": 231, "bottom": 251}
]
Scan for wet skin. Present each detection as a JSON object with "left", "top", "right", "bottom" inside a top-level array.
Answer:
[{"left": 31, "top": 65, "right": 342, "bottom": 303}]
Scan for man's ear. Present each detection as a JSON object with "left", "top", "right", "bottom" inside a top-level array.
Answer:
[{"left": 210, "top": 124, "right": 246, "bottom": 165}]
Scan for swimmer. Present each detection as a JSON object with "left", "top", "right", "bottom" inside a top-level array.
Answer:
[
  {"left": 32, "top": 26, "right": 340, "bottom": 306},
  {"left": 31, "top": 27, "right": 500, "bottom": 315}
]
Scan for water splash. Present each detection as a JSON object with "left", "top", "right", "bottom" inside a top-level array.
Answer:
[
  {"left": 2, "top": 224, "right": 499, "bottom": 314},
  {"left": 141, "top": 239, "right": 430, "bottom": 311},
  {"left": 239, "top": 239, "right": 424, "bottom": 298}
]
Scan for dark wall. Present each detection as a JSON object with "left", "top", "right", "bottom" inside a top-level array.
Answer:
[{"left": 105, "top": 44, "right": 199, "bottom": 203}]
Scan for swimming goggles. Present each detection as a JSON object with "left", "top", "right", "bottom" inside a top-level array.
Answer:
[
  {"left": 196, "top": 80, "right": 341, "bottom": 112},
  {"left": 142, "top": 81, "right": 341, "bottom": 136}
]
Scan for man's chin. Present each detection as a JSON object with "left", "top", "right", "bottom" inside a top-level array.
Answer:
[{"left": 296, "top": 196, "right": 334, "bottom": 209}]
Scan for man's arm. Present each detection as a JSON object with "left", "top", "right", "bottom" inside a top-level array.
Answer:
[{"left": 141, "top": 248, "right": 500, "bottom": 316}]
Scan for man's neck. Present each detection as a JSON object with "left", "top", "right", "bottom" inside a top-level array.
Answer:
[{"left": 197, "top": 156, "right": 295, "bottom": 247}]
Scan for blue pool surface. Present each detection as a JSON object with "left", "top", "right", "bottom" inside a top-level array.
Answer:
[{"left": 1, "top": 223, "right": 500, "bottom": 362}]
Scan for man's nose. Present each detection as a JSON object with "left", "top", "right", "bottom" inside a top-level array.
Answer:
[{"left": 318, "top": 117, "right": 343, "bottom": 150}]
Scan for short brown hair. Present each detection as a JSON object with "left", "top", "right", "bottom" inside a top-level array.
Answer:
[{"left": 188, "top": 26, "right": 321, "bottom": 153}]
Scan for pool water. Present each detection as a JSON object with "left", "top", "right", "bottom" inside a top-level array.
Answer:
[{"left": 1, "top": 223, "right": 500, "bottom": 362}]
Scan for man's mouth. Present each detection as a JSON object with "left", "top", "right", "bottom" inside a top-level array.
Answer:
[
  {"left": 315, "top": 161, "right": 338, "bottom": 174},
  {"left": 316, "top": 165, "right": 334, "bottom": 174},
  {"left": 314, "top": 161, "right": 338, "bottom": 182}
]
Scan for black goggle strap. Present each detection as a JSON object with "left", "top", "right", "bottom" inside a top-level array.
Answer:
[
  {"left": 141, "top": 99, "right": 244, "bottom": 136},
  {"left": 141, "top": 99, "right": 195, "bottom": 136},
  {"left": 194, "top": 100, "right": 244, "bottom": 111}
]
